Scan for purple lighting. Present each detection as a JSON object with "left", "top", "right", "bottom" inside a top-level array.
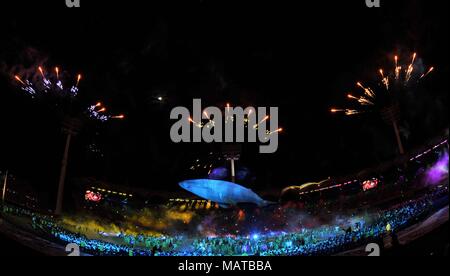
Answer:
[{"left": 425, "top": 151, "right": 449, "bottom": 185}]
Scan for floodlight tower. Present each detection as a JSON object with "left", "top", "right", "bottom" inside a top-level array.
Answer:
[
  {"left": 55, "top": 117, "right": 82, "bottom": 215},
  {"left": 222, "top": 144, "right": 242, "bottom": 183},
  {"left": 381, "top": 104, "right": 405, "bottom": 155}
]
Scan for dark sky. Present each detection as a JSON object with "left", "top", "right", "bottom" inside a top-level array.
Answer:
[{"left": 0, "top": 0, "right": 448, "bottom": 197}]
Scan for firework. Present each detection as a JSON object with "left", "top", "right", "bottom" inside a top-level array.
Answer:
[
  {"left": 14, "top": 75, "right": 36, "bottom": 96},
  {"left": 111, "top": 114, "right": 126, "bottom": 120},
  {"left": 253, "top": 115, "right": 269, "bottom": 129},
  {"left": 263, "top": 128, "right": 283, "bottom": 141},
  {"left": 189, "top": 117, "right": 203, "bottom": 128},
  {"left": 347, "top": 94, "right": 374, "bottom": 106},
  {"left": 13, "top": 62, "right": 126, "bottom": 131},
  {"left": 192, "top": 104, "right": 267, "bottom": 130},
  {"left": 87, "top": 103, "right": 109, "bottom": 122},
  {"left": 13, "top": 66, "right": 82, "bottom": 98},
  {"left": 225, "top": 103, "right": 234, "bottom": 124},
  {"left": 420, "top": 67, "right": 434, "bottom": 79},
  {"left": 394, "top": 56, "right": 400, "bottom": 80},
  {"left": 55, "top": 67, "right": 64, "bottom": 90},
  {"left": 87, "top": 102, "right": 125, "bottom": 122},
  {"left": 37, "top": 66, "right": 52, "bottom": 89},
  {"left": 356, "top": 82, "right": 376, "bottom": 99},
  {"left": 69, "top": 74, "right": 82, "bottom": 97},
  {"left": 330, "top": 109, "right": 360, "bottom": 116},
  {"left": 203, "top": 111, "right": 216, "bottom": 129},
  {"left": 405, "top": 53, "right": 417, "bottom": 83},
  {"left": 267, "top": 128, "right": 283, "bottom": 135},
  {"left": 14, "top": 75, "right": 25, "bottom": 86},
  {"left": 331, "top": 53, "right": 434, "bottom": 116},
  {"left": 379, "top": 69, "right": 389, "bottom": 90}
]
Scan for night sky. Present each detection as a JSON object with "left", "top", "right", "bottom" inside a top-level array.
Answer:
[{"left": 0, "top": 0, "right": 448, "bottom": 200}]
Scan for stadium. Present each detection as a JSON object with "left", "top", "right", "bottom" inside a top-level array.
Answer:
[
  {"left": 1, "top": 133, "right": 448, "bottom": 256},
  {"left": 0, "top": 0, "right": 449, "bottom": 258}
]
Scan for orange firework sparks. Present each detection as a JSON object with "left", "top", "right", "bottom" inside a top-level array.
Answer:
[
  {"left": 405, "top": 53, "right": 417, "bottom": 83},
  {"left": 347, "top": 94, "right": 373, "bottom": 106},
  {"left": 412, "top": 53, "right": 417, "bottom": 64},
  {"left": 357, "top": 82, "right": 376, "bottom": 99},
  {"left": 332, "top": 52, "right": 432, "bottom": 118},
  {"left": 189, "top": 117, "right": 202, "bottom": 128},
  {"left": 269, "top": 128, "right": 283, "bottom": 135},
  {"left": 394, "top": 56, "right": 400, "bottom": 80},
  {"left": 379, "top": 69, "right": 389, "bottom": 90},
  {"left": 331, "top": 109, "right": 360, "bottom": 116},
  {"left": 14, "top": 75, "right": 25, "bottom": 85},
  {"left": 420, "top": 67, "right": 435, "bottom": 79},
  {"left": 253, "top": 115, "right": 269, "bottom": 129},
  {"left": 38, "top": 66, "right": 45, "bottom": 78}
]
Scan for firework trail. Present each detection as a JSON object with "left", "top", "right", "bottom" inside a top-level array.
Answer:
[
  {"left": 189, "top": 117, "right": 203, "bottom": 128},
  {"left": 14, "top": 75, "right": 36, "bottom": 96},
  {"left": 420, "top": 67, "right": 434, "bottom": 80},
  {"left": 263, "top": 128, "right": 283, "bottom": 141},
  {"left": 330, "top": 109, "right": 360, "bottom": 116},
  {"left": 379, "top": 69, "right": 389, "bottom": 90},
  {"left": 405, "top": 53, "right": 417, "bottom": 83},
  {"left": 253, "top": 115, "right": 269, "bottom": 129}
]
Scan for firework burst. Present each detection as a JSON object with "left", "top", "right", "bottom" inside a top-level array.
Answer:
[
  {"left": 13, "top": 64, "right": 125, "bottom": 122},
  {"left": 13, "top": 66, "right": 82, "bottom": 98},
  {"left": 331, "top": 53, "right": 435, "bottom": 116},
  {"left": 87, "top": 102, "right": 125, "bottom": 122}
]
